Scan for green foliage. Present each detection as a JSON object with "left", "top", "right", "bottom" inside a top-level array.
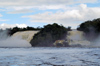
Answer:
[
  {"left": 77, "top": 18, "right": 100, "bottom": 32},
  {"left": 8, "top": 26, "right": 42, "bottom": 35},
  {"left": 30, "top": 23, "right": 70, "bottom": 47},
  {"left": 77, "top": 18, "right": 100, "bottom": 41},
  {"left": 67, "top": 26, "right": 72, "bottom": 31}
]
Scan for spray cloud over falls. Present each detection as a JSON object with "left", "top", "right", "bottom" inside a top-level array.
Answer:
[
  {"left": 67, "top": 30, "right": 90, "bottom": 47},
  {"left": 87, "top": 27, "right": 100, "bottom": 47},
  {"left": 0, "top": 30, "right": 31, "bottom": 48},
  {"left": 0, "top": 29, "right": 100, "bottom": 48},
  {"left": 67, "top": 29, "right": 100, "bottom": 48}
]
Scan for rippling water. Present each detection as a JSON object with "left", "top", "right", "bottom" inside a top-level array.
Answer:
[{"left": 0, "top": 47, "right": 100, "bottom": 66}]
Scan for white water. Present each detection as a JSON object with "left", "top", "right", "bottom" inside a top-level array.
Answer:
[
  {"left": 0, "top": 30, "right": 32, "bottom": 48},
  {"left": 0, "top": 30, "right": 100, "bottom": 48},
  {"left": 12, "top": 31, "right": 38, "bottom": 42},
  {"left": 67, "top": 30, "right": 90, "bottom": 46},
  {"left": 0, "top": 37, "right": 31, "bottom": 48},
  {"left": 0, "top": 30, "right": 100, "bottom": 65}
]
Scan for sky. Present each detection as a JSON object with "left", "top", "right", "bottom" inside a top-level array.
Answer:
[{"left": 0, "top": 0, "right": 100, "bottom": 29}]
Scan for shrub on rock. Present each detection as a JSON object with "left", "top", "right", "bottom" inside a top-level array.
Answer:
[{"left": 30, "top": 23, "right": 70, "bottom": 47}]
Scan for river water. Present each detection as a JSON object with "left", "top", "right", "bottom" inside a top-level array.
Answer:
[{"left": 0, "top": 47, "right": 100, "bottom": 66}]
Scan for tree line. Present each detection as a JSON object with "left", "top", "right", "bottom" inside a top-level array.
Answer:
[{"left": 7, "top": 26, "right": 42, "bottom": 36}]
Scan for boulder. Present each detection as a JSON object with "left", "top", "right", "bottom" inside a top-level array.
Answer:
[{"left": 54, "top": 40, "right": 69, "bottom": 47}]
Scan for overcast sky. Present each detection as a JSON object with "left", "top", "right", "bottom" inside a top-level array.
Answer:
[{"left": 0, "top": 0, "right": 100, "bottom": 29}]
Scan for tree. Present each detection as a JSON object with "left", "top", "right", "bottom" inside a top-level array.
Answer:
[
  {"left": 77, "top": 18, "right": 100, "bottom": 41},
  {"left": 8, "top": 26, "right": 42, "bottom": 36},
  {"left": 30, "top": 23, "right": 70, "bottom": 47}
]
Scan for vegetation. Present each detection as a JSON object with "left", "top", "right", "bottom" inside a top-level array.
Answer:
[
  {"left": 0, "top": 23, "right": 71, "bottom": 47},
  {"left": 30, "top": 23, "right": 71, "bottom": 47},
  {"left": 8, "top": 26, "right": 42, "bottom": 36},
  {"left": 77, "top": 18, "right": 100, "bottom": 41}
]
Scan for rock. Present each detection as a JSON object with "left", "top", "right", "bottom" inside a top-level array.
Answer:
[{"left": 54, "top": 40, "right": 69, "bottom": 47}]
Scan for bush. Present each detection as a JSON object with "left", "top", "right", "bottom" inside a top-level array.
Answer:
[
  {"left": 30, "top": 23, "right": 70, "bottom": 47},
  {"left": 77, "top": 18, "right": 100, "bottom": 41},
  {"left": 8, "top": 26, "right": 42, "bottom": 36}
]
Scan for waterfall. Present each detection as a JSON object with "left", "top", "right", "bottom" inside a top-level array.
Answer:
[
  {"left": 0, "top": 30, "right": 35, "bottom": 48},
  {"left": 12, "top": 31, "right": 38, "bottom": 42},
  {"left": 67, "top": 30, "right": 90, "bottom": 47}
]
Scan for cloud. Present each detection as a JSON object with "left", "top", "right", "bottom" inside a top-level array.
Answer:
[
  {"left": 36, "top": 5, "right": 67, "bottom": 10},
  {"left": 0, "top": 0, "right": 98, "bottom": 14},
  {"left": 4, "top": 5, "right": 67, "bottom": 13},
  {"left": 22, "top": 4, "right": 100, "bottom": 28},
  {"left": 0, "top": 14, "right": 8, "bottom": 21},
  {"left": 0, "top": 19, "right": 7, "bottom": 21},
  {"left": 15, "top": 24, "right": 27, "bottom": 28},
  {"left": 7, "top": 9, "right": 34, "bottom": 14},
  {"left": 0, "top": 14, "right": 3, "bottom": 17},
  {"left": 2, "top": 6, "right": 34, "bottom": 14},
  {"left": 0, "top": 0, "right": 98, "bottom": 6},
  {"left": 0, "top": 0, "right": 99, "bottom": 28},
  {"left": 0, "top": 23, "right": 27, "bottom": 29}
]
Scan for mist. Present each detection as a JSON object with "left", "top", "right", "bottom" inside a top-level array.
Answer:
[
  {"left": 84, "top": 27, "right": 100, "bottom": 48},
  {"left": 90, "top": 35, "right": 100, "bottom": 48},
  {"left": 0, "top": 28, "right": 100, "bottom": 48},
  {"left": 67, "top": 29, "right": 100, "bottom": 48},
  {"left": 0, "top": 30, "right": 31, "bottom": 48}
]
